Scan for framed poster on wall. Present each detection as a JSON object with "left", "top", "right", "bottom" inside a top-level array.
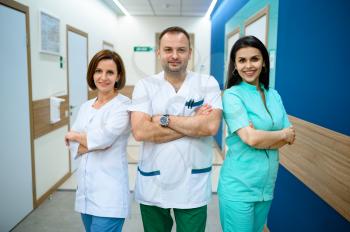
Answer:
[
  {"left": 39, "top": 10, "right": 60, "bottom": 55},
  {"left": 226, "top": 28, "right": 240, "bottom": 74},
  {"left": 103, "top": 40, "right": 114, "bottom": 51},
  {"left": 244, "top": 6, "right": 269, "bottom": 46}
]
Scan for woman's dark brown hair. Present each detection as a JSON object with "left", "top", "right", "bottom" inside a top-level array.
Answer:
[
  {"left": 87, "top": 49, "right": 126, "bottom": 90},
  {"left": 226, "top": 36, "right": 270, "bottom": 90}
]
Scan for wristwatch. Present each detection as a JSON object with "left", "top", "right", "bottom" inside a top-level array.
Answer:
[{"left": 160, "top": 114, "right": 170, "bottom": 127}]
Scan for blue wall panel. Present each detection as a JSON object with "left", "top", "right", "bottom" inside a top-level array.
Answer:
[
  {"left": 210, "top": 0, "right": 248, "bottom": 147},
  {"left": 210, "top": 0, "right": 248, "bottom": 89},
  {"left": 275, "top": 0, "right": 350, "bottom": 135},
  {"left": 270, "top": 165, "right": 350, "bottom": 231},
  {"left": 270, "top": 0, "right": 350, "bottom": 230},
  {"left": 211, "top": 0, "right": 350, "bottom": 230}
]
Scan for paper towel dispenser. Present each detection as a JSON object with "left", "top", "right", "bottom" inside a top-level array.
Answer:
[{"left": 50, "top": 97, "right": 65, "bottom": 124}]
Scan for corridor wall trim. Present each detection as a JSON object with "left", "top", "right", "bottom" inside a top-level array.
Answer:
[
  {"left": 280, "top": 115, "right": 350, "bottom": 221},
  {"left": 32, "top": 95, "right": 68, "bottom": 139}
]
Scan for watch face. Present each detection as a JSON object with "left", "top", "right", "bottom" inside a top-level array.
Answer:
[{"left": 160, "top": 115, "right": 169, "bottom": 126}]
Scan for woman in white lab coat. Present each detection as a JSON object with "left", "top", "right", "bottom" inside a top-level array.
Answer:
[{"left": 65, "top": 50, "right": 130, "bottom": 232}]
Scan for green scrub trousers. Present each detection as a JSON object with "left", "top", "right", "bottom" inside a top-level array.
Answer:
[
  {"left": 219, "top": 199, "right": 272, "bottom": 232},
  {"left": 140, "top": 204, "right": 207, "bottom": 232}
]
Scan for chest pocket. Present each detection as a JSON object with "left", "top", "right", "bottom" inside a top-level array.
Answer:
[{"left": 183, "top": 96, "right": 204, "bottom": 116}]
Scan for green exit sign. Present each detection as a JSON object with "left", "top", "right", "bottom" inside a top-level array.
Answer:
[{"left": 134, "top": 46, "right": 154, "bottom": 52}]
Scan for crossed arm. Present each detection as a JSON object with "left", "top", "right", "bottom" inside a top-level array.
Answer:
[
  {"left": 64, "top": 132, "right": 89, "bottom": 155},
  {"left": 167, "top": 108, "right": 222, "bottom": 137},
  {"left": 131, "top": 105, "right": 222, "bottom": 143},
  {"left": 131, "top": 112, "right": 184, "bottom": 143},
  {"left": 236, "top": 125, "right": 295, "bottom": 149}
]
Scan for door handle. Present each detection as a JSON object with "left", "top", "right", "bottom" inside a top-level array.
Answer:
[{"left": 69, "top": 105, "right": 75, "bottom": 116}]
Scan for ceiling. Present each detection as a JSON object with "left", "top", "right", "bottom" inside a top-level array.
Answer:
[{"left": 103, "top": 0, "right": 213, "bottom": 17}]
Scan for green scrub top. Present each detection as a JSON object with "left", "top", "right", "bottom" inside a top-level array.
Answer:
[{"left": 218, "top": 81, "right": 291, "bottom": 202}]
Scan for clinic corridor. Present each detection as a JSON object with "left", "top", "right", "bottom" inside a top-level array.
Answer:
[
  {"left": 11, "top": 137, "right": 224, "bottom": 232},
  {"left": 1, "top": 0, "right": 350, "bottom": 231}
]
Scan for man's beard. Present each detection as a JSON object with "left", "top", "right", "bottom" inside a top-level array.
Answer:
[{"left": 162, "top": 62, "right": 188, "bottom": 74}]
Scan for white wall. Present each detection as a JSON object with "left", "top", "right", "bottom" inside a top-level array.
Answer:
[
  {"left": 116, "top": 16, "right": 211, "bottom": 85},
  {"left": 16, "top": 0, "right": 119, "bottom": 200},
  {"left": 18, "top": 0, "right": 119, "bottom": 100},
  {"left": 11, "top": 0, "right": 212, "bottom": 202},
  {"left": 34, "top": 127, "right": 70, "bottom": 197}
]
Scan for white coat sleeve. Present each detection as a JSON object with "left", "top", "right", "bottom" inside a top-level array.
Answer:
[
  {"left": 204, "top": 75, "right": 223, "bottom": 110},
  {"left": 69, "top": 103, "right": 86, "bottom": 158},
  {"left": 86, "top": 99, "right": 130, "bottom": 150},
  {"left": 69, "top": 141, "right": 80, "bottom": 160},
  {"left": 71, "top": 104, "right": 84, "bottom": 132},
  {"left": 128, "top": 79, "right": 152, "bottom": 115}
]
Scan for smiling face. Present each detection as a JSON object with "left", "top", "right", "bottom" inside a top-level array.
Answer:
[
  {"left": 93, "top": 59, "right": 119, "bottom": 94},
  {"left": 235, "top": 47, "right": 265, "bottom": 87},
  {"left": 157, "top": 32, "right": 192, "bottom": 75}
]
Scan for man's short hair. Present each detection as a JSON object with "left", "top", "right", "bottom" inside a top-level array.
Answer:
[{"left": 158, "top": 26, "right": 191, "bottom": 48}]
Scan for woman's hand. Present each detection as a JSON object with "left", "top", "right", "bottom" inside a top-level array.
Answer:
[
  {"left": 64, "top": 131, "right": 80, "bottom": 146},
  {"left": 282, "top": 126, "right": 296, "bottom": 144},
  {"left": 78, "top": 144, "right": 89, "bottom": 155}
]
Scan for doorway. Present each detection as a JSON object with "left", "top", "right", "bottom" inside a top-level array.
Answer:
[
  {"left": 66, "top": 25, "right": 88, "bottom": 172},
  {"left": 0, "top": 1, "right": 34, "bottom": 231}
]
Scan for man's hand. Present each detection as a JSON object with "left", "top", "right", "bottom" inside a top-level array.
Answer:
[
  {"left": 131, "top": 111, "right": 184, "bottom": 143},
  {"left": 168, "top": 107, "right": 222, "bottom": 137},
  {"left": 151, "top": 115, "right": 161, "bottom": 124},
  {"left": 195, "top": 104, "right": 213, "bottom": 116}
]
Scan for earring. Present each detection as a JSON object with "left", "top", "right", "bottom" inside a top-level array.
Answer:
[{"left": 232, "top": 68, "right": 237, "bottom": 76}]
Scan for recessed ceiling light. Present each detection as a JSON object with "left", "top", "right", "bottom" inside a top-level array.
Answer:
[
  {"left": 112, "top": 0, "right": 130, "bottom": 16},
  {"left": 205, "top": 0, "right": 217, "bottom": 19}
]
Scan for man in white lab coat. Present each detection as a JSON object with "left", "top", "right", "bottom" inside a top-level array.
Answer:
[{"left": 129, "top": 26, "right": 222, "bottom": 232}]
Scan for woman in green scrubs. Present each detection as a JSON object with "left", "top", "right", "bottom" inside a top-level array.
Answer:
[{"left": 218, "top": 36, "right": 296, "bottom": 232}]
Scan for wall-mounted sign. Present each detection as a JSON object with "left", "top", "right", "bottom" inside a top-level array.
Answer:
[
  {"left": 39, "top": 10, "right": 60, "bottom": 55},
  {"left": 134, "top": 46, "right": 153, "bottom": 52}
]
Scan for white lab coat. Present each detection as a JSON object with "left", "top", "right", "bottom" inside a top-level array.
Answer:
[
  {"left": 129, "top": 72, "right": 222, "bottom": 209},
  {"left": 70, "top": 94, "right": 131, "bottom": 218}
]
